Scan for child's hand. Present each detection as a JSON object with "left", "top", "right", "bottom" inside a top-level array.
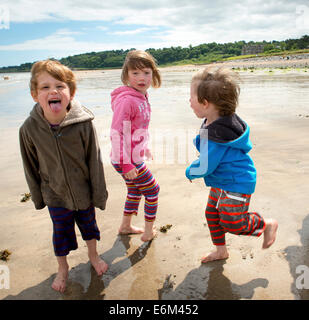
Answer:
[{"left": 124, "top": 168, "right": 138, "bottom": 180}]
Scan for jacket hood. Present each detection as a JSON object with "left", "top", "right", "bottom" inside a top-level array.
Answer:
[
  {"left": 30, "top": 99, "right": 94, "bottom": 128},
  {"left": 203, "top": 113, "right": 252, "bottom": 152},
  {"left": 111, "top": 86, "right": 147, "bottom": 111}
]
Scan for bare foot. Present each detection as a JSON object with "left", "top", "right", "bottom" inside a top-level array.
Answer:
[
  {"left": 118, "top": 225, "right": 144, "bottom": 235},
  {"left": 201, "top": 246, "right": 229, "bottom": 263},
  {"left": 90, "top": 255, "right": 108, "bottom": 276},
  {"left": 52, "top": 268, "right": 68, "bottom": 293},
  {"left": 141, "top": 227, "right": 157, "bottom": 242},
  {"left": 262, "top": 218, "right": 278, "bottom": 249}
]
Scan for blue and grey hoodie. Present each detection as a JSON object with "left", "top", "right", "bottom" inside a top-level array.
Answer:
[{"left": 185, "top": 113, "right": 256, "bottom": 194}]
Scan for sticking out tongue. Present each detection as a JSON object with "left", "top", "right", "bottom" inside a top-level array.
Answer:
[{"left": 49, "top": 101, "right": 62, "bottom": 113}]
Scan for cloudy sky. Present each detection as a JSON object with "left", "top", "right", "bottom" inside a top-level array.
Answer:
[{"left": 0, "top": 0, "right": 308, "bottom": 67}]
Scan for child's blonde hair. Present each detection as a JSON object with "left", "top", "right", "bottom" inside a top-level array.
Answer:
[
  {"left": 30, "top": 59, "right": 76, "bottom": 97},
  {"left": 121, "top": 50, "right": 161, "bottom": 88},
  {"left": 192, "top": 66, "right": 240, "bottom": 116}
]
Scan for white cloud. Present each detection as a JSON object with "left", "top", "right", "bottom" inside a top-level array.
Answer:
[
  {"left": 0, "top": 29, "right": 117, "bottom": 51},
  {"left": 111, "top": 27, "right": 156, "bottom": 36},
  {"left": 1, "top": 0, "right": 308, "bottom": 57},
  {"left": 0, "top": 28, "right": 163, "bottom": 53},
  {"left": 3, "top": 0, "right": 138, "bottom": 23},
  {"left": 96, "top": 26, "right": 108, "bottom": 31},
  {"left": 4, "top": 0, "right": 306, "bottom": 28}
]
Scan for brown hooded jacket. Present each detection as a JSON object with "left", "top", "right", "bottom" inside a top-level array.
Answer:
[{"left": 19, "top": 100, "right": 108, "bottom": 211}]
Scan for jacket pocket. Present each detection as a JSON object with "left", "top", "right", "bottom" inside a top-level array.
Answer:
[{"left": 225, "top": 191, "right": 247, "bottom": 203}]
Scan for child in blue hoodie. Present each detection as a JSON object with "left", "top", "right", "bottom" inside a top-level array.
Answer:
[{"left": 186, "top": 67, "right": 278, "bottom": 263}]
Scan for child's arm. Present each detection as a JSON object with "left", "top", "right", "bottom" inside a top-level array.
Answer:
[
  {"left": 86, "top": 122, "right": 108, "bottom": 210},
  {"left": 186, "top": 137, "right": 226, "bottom": 181},
  {"left": 19, "top": 127, "right": 45, "bottom": 209},
  {"left": 110, "top": 97, "right": 137, "bottom": 174}
]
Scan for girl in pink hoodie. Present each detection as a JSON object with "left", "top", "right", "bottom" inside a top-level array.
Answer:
[{"left": 110, "top": 50, "right": 161, "bottom": 242}]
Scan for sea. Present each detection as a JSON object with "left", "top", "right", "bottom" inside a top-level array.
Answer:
[{"left": 1, "top": 68, "right": 309, "bottom": 131}]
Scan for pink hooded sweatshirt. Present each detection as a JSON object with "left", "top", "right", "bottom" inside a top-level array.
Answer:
[{"left": 110, "top": 86, "right": 151, "bottom": 173}]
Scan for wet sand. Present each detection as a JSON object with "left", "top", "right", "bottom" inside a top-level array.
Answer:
[{"left": 1, "top": 59, "right": 309, "bottom": 300}]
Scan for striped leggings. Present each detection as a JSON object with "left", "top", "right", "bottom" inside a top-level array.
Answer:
[
  {"left": 112, "top": 162, "right": 160, "bottom": 222},
  {"left": 205, "top": 187, "right": 266, "bottom": 246}
]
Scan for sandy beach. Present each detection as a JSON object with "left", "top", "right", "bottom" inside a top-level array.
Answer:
[{"left": 1, "top": 55, "right": 309, "bottom": 300}]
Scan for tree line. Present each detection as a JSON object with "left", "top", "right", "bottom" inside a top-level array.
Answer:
[{"left": 1, "top": 35, "right": 308, "bottom": 73}]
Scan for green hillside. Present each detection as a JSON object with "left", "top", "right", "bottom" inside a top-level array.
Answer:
[{"left": 0, "top": 35, "right": 308, "bottom": 73}]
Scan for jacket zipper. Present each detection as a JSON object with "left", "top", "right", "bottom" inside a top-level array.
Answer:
[{"left": 51, "top": 127, "right": 79, "bottom": 210}]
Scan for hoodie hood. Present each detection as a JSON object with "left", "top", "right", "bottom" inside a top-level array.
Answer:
[
  {"left": 111, "top": 86, "right": 147, "bottom": 111},
  {"left": 30, "top": 99, "right": 94, "bottom": 128},
  {"left": 203, "top": 113, "right": 252, "bottom": 153},
  {"left": 186, "top": 112, "right": 256, "bottom": 194}
]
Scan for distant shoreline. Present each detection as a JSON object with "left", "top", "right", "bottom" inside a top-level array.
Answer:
[
  {"left": 1, "top": 52, "right": 309, "bottom": 76},
  {"left": 67, "top": 52, "right": 309, "bottom": 76},
  {"left": 209, "top": 52, "right": 309, "bottom": 69}
]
